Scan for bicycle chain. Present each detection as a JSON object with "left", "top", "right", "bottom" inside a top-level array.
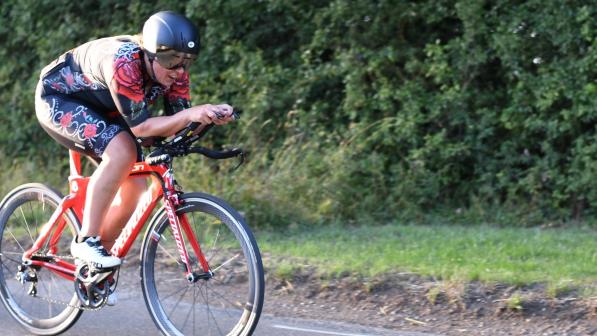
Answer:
[
  {"left": 27, "top": 253, "right": 107, "bottom": 312},
  {"left": 31, "top": 291, "right": 105, "bottom": 312}
]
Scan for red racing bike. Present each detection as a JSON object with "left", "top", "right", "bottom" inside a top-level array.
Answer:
[{"left": 0, "top": 120, "right": 264, "bottom": 335}]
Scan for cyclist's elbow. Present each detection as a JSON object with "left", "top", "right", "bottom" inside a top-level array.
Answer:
[{"left": 130, "top": 122, "right": 148, "bottom": 137}]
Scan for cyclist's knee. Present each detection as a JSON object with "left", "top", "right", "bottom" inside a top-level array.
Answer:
[{"left": 103, "top": 132, "right": 137, "bottom": 168}]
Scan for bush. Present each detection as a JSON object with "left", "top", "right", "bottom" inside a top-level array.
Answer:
[{"left": 0, "top": 0, "right": 594, "bottom": 227}]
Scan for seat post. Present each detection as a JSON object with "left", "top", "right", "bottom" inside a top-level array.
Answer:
[{"left": 69, "top": 150, "right": 82, "bottom": 177}]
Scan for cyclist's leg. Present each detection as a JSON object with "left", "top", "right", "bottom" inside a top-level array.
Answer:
[
  {"left": 81, "top": 132, "right": 137, "bottom": 238},
  {"left": 35, "top": 93, "right": 138, "bottom": 267},
  {"left": 100, "top": 176, "right": 147, "bottom": 250}
]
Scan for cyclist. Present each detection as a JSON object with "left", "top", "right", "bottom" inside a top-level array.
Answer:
[{"left": 35, "top": 11, "right": 234, "bottom": 270}]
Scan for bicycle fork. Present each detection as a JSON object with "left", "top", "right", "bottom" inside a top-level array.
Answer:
[{"left": 163, "top": 194, "right": 212, "bottom": 283}]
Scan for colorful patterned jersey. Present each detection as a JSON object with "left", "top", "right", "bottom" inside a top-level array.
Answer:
[{"left": 40, "top": 35, "right": 191, "bottom": 128}]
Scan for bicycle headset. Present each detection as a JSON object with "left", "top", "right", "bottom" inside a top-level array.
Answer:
[{"left": 142, "top": 11, "right": 200, "bottom": 72}]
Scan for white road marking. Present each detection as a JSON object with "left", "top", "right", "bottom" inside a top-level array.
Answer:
[{"left": 272, "top": 324, "right": 377, "bottom": 336}]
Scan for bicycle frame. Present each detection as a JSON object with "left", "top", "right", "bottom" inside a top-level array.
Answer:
[{"left": 22, "top": 150, "right": 211, "bottom": 282}]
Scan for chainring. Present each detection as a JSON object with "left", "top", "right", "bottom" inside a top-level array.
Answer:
[{"left": 73, "top": 263, "right": 118, "bottom": 310}]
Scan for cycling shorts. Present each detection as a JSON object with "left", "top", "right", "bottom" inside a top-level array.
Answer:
[{"left": 35, "top": 79, "right": 142, "bottom": 162}]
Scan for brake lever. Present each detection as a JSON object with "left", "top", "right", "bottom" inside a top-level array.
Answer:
[{"left": 230, "top": 151, "right": 245, "bottom": 172}]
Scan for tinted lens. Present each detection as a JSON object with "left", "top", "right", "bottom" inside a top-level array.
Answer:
[{"left": 155, "top": 50, "right": 196, "bottom": 70}]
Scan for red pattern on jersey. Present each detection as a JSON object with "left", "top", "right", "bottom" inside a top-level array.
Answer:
[{"left": 113, "top": 53, "right": 144, "bottom": 104}]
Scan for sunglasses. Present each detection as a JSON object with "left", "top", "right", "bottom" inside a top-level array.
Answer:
[{"left": 154, "top": 49, "right": 197, "bottom": 71}]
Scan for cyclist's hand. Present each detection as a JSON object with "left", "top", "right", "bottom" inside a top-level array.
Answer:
[
  {"left": 185, "top": 104, "right": 234, "bottom": 126},
  {"left": 185, "top": 105, "right": 214, "bottom": 125},
  {"left": 210, "top": 104, "right": 234, "bottom": 125}
]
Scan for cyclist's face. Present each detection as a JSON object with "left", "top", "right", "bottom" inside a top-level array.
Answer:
[{"left": 153, "top": 61, "right": 185, "bottom": 87}]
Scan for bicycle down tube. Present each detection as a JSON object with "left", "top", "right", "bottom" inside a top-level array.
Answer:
[{"left": 21, "top": 150, "right": 212, "bottom": 282}]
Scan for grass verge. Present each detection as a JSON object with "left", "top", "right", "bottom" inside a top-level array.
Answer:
[{"left": 257, "top": 223, "right": 597, "bottom": 290}]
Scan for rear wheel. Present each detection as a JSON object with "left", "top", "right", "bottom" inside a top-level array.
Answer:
[
  {"left": 0, "top": 183, "right": 82, "bottom": 335},
  {"left": 141, "top": 192, "right": 264, "bottom": 336}
]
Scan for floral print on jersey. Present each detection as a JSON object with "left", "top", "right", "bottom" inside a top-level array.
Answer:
[
  {"left": 42, "top": 97, "right": 121, "bottom": 157},
  {"left": 42, "top": 66, "right": 99, "bottom": 94},
  {"left": 39, "top": 37, "right": 193, "bottom": 131},
  {"left": 112, "top": 42, "right": 149, "bottom": 127}
]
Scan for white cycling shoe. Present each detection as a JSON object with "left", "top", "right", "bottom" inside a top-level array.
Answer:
[{"left": 71, "top": 236, "right": 121, "bottom": 269}]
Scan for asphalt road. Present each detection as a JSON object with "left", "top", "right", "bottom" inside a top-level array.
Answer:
[{"left": 0, "top": 288, "right": 440, "bottom": 336}]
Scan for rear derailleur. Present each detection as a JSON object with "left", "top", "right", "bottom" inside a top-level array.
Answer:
[{"left": 15, "top": 264, "right": 39, "bottom": 297}]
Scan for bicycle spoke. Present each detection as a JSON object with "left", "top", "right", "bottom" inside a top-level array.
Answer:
[
  {"left": 158, "top": 241, "right": 181, "bottom": 265},
  {"left": 188, "top": 215, "right": 227, "bottom": 273},
  {"left": 1, "top": 261, "right": 15, "bottom": 276},
  {"left": 38, "top": 273, "right": 52, "bottom": 299},
  {"left": 161, "top": 278, "right": 186, "bottom": 283},
  {"left": 166, "top": 285, "right": 191, "bottom": 318},
  {"left": 193, "top": 285, "right": 197, "bottom": 336},
  {"left": 19, "top": 206, "right": 35, "bottom": 244},
  {"left": 207, "top": 229, "right": 221, "bottom": 264},
  {"left": 49, "top": 273, "right": 71, "bottom": 298},
  {"left": 0, "top": 252, "right": 24, "bottom": 264},
  {"left": 7, "top": 230, "right": 26, "bottom": 253},
  {"left": 211, "top": 253, "right": 240, "bottom": 273},
  {"left": 40, "top": 196, "right": 49, "bottom": 236},
  {"left": 159, "top": 283, "right": 190, "bottom": 302},
  {"left": 180, "top": 286, "right": 199, "bottom": 333},
  {"left": 48, "top": 275, "right": 53, "bottom": 317},
  {"left": 199, "top": 282, "right": 224, "bottom": 336},
  {"left": 202, "top": 282, "right": 244, "bottom": 315},
  {"left": 14, "top": 280, "right": 27, "bottom": 309},
  {"left": 31, "top": 200, "right": 43, "bottom": 245}
]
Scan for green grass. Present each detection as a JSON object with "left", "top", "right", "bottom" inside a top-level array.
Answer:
[{"left": 257, "top": 224, "right": 597, "bottom": 287}]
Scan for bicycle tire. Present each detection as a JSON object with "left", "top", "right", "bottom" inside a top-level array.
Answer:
[
  {"left": 0, "top": 183, "right": 83, "bottom": 335},
  {"left": 140, "top": 192, "right": 264, "bottom": 336}
]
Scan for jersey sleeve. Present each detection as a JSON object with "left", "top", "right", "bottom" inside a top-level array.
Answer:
[
  {"left": 109, "top": 46, "right": 150, "bottom": 127},
  {"left": 163, "top": 72, "right": 192, "bottom": 116}
]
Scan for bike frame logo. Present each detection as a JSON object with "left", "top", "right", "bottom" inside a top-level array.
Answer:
[
  {"left": 131, "top": 163, "right": 145, "bottom": 172},
  {"left": 111, "top": 188, "right": 154, "bottom": 256},
  {"left": 165, "top": 201, "right": 188, "bottom": 265}
]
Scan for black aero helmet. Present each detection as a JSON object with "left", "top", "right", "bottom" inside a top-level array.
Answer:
[{"left": 142, "top": 11, "right": 199, "bottom": 70}]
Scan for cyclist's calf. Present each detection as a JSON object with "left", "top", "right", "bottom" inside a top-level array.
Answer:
[{"left": 101, "top": 176, "right": 147, "bottom": 249}]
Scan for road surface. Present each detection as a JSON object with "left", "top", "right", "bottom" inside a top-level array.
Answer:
[{"left": 0, "top": 287, "right": 441, "bottom": 336}]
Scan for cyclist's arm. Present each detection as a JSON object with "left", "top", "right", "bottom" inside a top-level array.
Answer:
[
  {"left": 131, "top": 105, "right": 233, "bottom": 137},
  {"left": 130, "top": 112, "right": 192, "bottom": 137},
  {"left": 109, "top": 56, "right": 194, "bottom": 137},
  {"left": 110, "top": 58, "right": 231, "bottom": 137}
]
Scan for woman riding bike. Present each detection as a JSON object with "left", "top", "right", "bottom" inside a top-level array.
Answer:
[{"left": 35, "top": 11, "right": 234, "bottom": 270}]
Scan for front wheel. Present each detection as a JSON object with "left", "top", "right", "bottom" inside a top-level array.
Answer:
[{"left": 140, "top": 193, "right": 264, "bottom": 336}]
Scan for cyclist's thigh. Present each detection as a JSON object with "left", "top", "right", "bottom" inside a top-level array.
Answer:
[{"left": 35, "top": 90, "right": 140, "bottom": 161}]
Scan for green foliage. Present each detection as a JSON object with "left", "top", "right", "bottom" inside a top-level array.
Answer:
[
  {"left": 0, "top": 0, "right": 594, "bottom": 227},
  {"left": 259, "top": 223, "right": 597, "bottom": 286}
]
